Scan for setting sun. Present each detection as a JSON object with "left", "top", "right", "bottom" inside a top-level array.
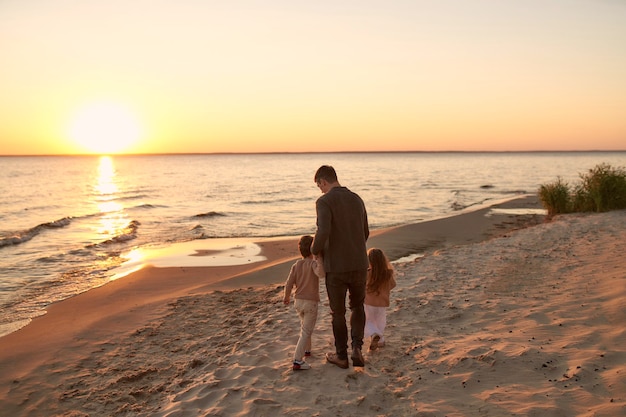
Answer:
[{"left": 67, "top": 101, "right": 143, "bottom": 154}]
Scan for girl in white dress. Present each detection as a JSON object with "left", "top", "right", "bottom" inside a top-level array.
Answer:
[{"left": 364, "top": 248, "right": 396, "bottom": 351}]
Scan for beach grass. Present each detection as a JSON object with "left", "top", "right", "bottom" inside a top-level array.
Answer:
[
  {"left": 539, "top": 162, "right": 626, "bottom": 217},
  {"left": 539, "top": 176, "right": 570, "bottom": 217}
]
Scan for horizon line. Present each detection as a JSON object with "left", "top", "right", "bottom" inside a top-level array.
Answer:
[{"left": 2, "top": 149, "right": 626, "bottom": 157}]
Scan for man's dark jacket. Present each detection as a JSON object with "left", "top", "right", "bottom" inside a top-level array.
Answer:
[{"left": 312, "top": 186, "right": 369, "bottom": 273}]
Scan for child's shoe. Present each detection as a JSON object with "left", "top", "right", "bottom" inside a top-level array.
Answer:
[
  {"left": 292, "top": 360, "right": 311, "bottom": 371},
  {"left": 369, "top": 334, "right": 381, "bottom": 351},
  {"left": 304, "top": 351, "right": 311, "bottom": 357}
]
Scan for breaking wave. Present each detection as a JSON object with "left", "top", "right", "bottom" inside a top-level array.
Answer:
[
  {"left": 0, "top": 217, "right": 72, "bottom": 248},
  {"left": 87, "top": 220, "right": 141, "bottom": 247}
]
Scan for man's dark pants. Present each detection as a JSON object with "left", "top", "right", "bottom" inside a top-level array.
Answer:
[{"left": 325, "top": 269, "right": 367, "bottom": 359}]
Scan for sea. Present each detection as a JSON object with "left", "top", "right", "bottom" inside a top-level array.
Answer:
[{"left": 1, "top": 152, "right": 625, "bottom": 337}]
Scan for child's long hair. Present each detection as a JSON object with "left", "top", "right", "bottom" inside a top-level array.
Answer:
[{"left": 366, "top": 248, "right": 393, "bottom": 295}]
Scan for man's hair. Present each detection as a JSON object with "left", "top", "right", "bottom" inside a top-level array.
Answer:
[
  {"left": 314, "top": 165, "right": 338, "bottom": 184},
  {"left": 298, "top": 235, "right": 314, "bottom": 258}
]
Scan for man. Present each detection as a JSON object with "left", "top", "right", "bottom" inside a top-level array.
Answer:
[{"left": 311, "top": 165, "right": 369, "bottom": 369}]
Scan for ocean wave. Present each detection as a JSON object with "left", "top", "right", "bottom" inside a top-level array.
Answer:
[
  {"left": 194, "top": 211, "right": 225, "bottom": 218},
  {"left": 190, "top": 225, "right": 211, "bottom": 239},
  {"left": 134, "top": 203, "right": 158, "bottom": 209},
  {"left": 0, "top": 217, "right": 72, "bottom": 248},
  {"left": 113, "top": 194, "right": 151, "bottom": 202},
  {"left": 104, "top": 220, "right": 140, "bottom": 244},
  {"left": 87, "top": 220, "right": 141, "bottom": 247},
  {"left": 240, "top": 198, "right": 296, "bottom": 205}
]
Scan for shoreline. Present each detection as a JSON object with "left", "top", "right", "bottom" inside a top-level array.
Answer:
[
  {"left": 0, "top": 194, "right": 563, "bottom": 415},
  {"left": 0, "top": 195, "right": 544, "bottom": 360},
  {"left": 0, "top": 194, "right": 541, "bottom": 340}
]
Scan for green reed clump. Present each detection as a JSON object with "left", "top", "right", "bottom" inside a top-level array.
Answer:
[
  {"left": 539, "top": 177, "right": 570, "bottom": 217},
  {"left": 539, "top": 163, "right": 626, "bottom": 217},
  {"left": 572, "top": 163, "right": 626, "bottom": 212}
]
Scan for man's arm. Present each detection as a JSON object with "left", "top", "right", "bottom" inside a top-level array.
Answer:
[{"left": 311, "top": 199, "right": 331, "bottom": 256}]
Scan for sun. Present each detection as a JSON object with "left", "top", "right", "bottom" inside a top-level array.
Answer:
[{"left": 68, "top": 101, "right": 143, "bottom": 154}]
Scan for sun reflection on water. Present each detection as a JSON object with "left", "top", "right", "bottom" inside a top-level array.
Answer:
[{"left": 95, "top": 156, "right": 127, "bottom": 237}]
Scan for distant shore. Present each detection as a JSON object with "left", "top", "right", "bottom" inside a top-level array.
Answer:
[{"left": 2, "top": 149, "right": 625, "bottom": 157}]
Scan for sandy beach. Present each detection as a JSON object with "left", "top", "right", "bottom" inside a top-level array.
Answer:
[{"left": 1, "top": 195, "right": 625, "bottom": 417}]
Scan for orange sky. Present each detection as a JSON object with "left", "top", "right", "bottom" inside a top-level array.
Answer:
[{"left": 1, "top": 0, "right": 625, "bottom": 155}]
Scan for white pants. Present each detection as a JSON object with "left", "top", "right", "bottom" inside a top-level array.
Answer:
[
  {"left": 294, "top": 299, "right": 318, "bottom": 361},
  {"left": 364, "top": 304, "right": 387, "bottom": 342}
]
